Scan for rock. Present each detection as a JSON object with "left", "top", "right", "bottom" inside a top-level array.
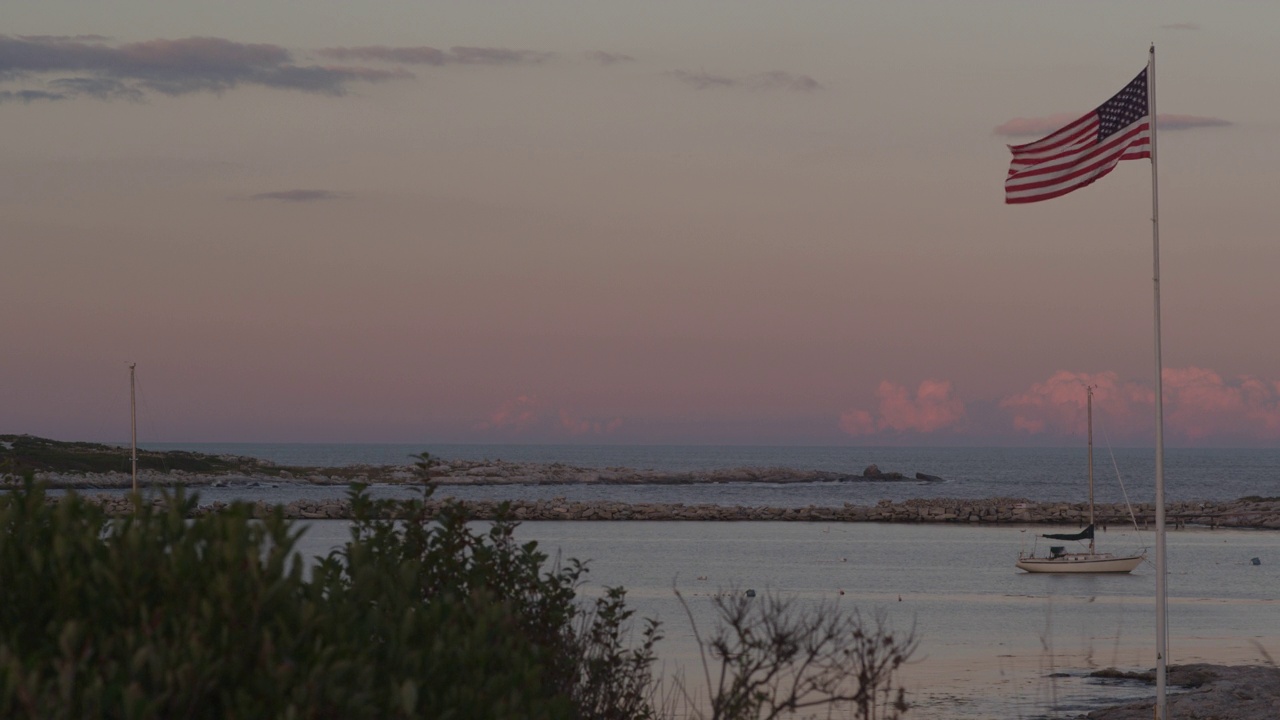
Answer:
[
  {"left": 1088, "top": 664, "right": 1280, "bottom": 720},
  {"left": 916, "top": 472, "right": 944, "bottom": 482},
  {"left": 862, "top": 464, "right": 883, "bottom": 478}
]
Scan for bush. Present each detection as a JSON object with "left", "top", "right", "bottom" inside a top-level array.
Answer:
[
  {"left": 0, "top": 478, "right": 659, "bottom": 719},
  {"left": 677, "top": 589, "right": 916, "bottom": 720}
]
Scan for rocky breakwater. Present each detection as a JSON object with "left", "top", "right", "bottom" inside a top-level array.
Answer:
[
  {"left": 385, "top": 459, "right": 949, "bottom": 485},
  {"left": 66, "top": 494, "right": 357, "bottom": 520},
  {"left": 421, "top": 461, "right": 877, "bottom": 485},
  {"left": 63, "top": 494, "right": 1280, "bottom": 530},
  {"left": 25, "top": 459, "right": 939, "bottom": 489}
]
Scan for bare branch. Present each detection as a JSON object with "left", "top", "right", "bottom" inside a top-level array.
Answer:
[{"left": 678, "top": 587, "right": 917, "bottom": 720}]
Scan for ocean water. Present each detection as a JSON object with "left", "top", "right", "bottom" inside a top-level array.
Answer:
[{"left": 141, "top": 443, "right": 1280, "bottom": 506}]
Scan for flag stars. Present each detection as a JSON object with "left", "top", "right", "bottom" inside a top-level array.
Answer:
[{"left": 1097, "top": 70, "right": 1148, "bottom": 140}]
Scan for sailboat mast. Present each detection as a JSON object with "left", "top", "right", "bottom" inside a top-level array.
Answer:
[
  {"left": 1086, "top": 385, "right": 1095, "bottom": 555},
  {"left": 130, "top": 363, "right": 137, "bottom": 494}
]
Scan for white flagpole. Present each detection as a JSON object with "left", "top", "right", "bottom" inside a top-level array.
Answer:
[{"left": 1148, "top": 43, "right": 1169, "bottom": 720}]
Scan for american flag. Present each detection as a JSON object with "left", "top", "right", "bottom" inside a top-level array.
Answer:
[{"left": 1005, "top": 68, "right": 1150, "bottom": 204}]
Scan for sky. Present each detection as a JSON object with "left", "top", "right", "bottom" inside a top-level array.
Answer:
[{"left": 3, "top": 1, "right": 1279, "bottom": 447}]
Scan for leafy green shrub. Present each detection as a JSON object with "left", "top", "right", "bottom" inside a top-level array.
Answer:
[
  {"left": 0, "top": 478, "right": 659, "bottom": 719},
  {"left": 0, "top": 435, "right": 252, "bottom": 475}
]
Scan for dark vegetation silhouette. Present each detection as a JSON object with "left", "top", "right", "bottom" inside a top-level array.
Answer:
[{"left": 1, "top": 474, "right": 916, "bottom": 719}]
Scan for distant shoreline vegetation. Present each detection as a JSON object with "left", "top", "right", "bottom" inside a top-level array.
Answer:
[{"left": 1, "top": 434, "right": 278, "bottom": 475}]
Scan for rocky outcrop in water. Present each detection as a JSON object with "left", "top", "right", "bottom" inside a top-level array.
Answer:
[{"left": 1087, "top": 664, "right": 1280, "bottom": 720}]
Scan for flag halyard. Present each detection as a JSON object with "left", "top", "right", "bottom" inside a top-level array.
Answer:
[{"left": 1005, "top": 68, "right": 1150, "bottom": 204}]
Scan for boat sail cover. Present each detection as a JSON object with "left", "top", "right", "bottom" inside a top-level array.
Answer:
[{"left": 1042, "top": 524, "right": 1094, "bottom": 542}]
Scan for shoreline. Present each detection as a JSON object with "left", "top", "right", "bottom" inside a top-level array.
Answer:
[
  {"left": 10, "top": 452, "right": 1279, "bottom": 527},
  {"left": 21, "top": 477, "right": 1280, "bottom": 528},
  {"left": 1085, "top": 663, "right": 1280, "bottom": 719}
]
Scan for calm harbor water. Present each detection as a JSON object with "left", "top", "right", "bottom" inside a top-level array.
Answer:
[{"left": 115, "top": 444, "right": 1280, "bottom": 717}]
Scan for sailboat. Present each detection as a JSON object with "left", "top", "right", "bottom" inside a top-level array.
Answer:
[{"left": 1015, "top": 386, "right": 1145, "bottom": 574}]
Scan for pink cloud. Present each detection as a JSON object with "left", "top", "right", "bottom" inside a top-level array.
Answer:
[
  {"left": 474, "top": 395, "right": 540, "bottom": 432},
  {"left": 1002, "top": 368, "right": 1280, "bottom": 443},
  {"left": 838, "top": 409, "right": 876, "bottom": 437},
  {"left": 558, "top": 410, "right": 623, "bottom": 436},
  {"left": 1162, "top": 367, "right": 1280, "bottom": 441},
  {"left": 993, "top": 113, "right": 1081, "bottom": 138},
  {"left": 1000, "top": 370, "right": 1150, "bottom": 437},
  {"left": 839, "top": 379, "right": 966, "bottom": 437}
]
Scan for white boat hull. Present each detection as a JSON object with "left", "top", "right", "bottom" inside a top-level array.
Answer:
[{"left": 1016, "top": 553, "right": 1144, "bottom": 574}]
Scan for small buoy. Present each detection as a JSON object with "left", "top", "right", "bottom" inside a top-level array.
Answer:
[
  {"left": 1252, "top": 557, "right": 1261, "bottom": 566},
  {"left": 898, "top": 595, "right": 902, "bottom": 602},
  {"left": 838, "top": 589, "right": 845, "bottom": 595},
  {"left": 745, "top": 589, "right": 756, "bottom": 598}
]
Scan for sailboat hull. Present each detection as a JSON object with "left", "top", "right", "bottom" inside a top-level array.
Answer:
[{"left": 1016, "top": 553, "right": 1144, "bottom": 574}]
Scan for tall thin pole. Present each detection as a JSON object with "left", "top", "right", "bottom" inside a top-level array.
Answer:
[
  {"left": 1148, "top": 43, "right": 1169, "bottom": 720},
  {"left": 1086, "top": 385, "right": 1095, "bottom": 555},
  {"left": 130, "top": 363, "right": 138, "bottom": 495}
]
